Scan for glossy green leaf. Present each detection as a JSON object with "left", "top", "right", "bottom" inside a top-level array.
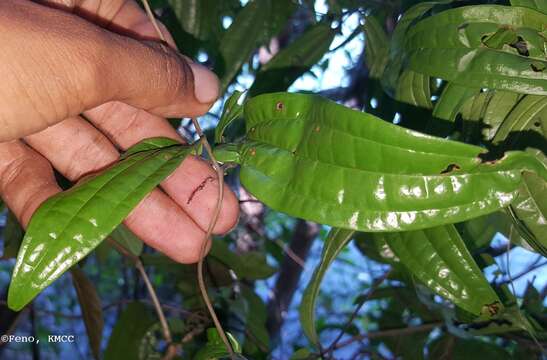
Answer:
[
  {"left": 248, "top": 23, "right": 336, "bottom": 96},
  {"left": 8, "top": 141, "right": 194, "bottom": 311},
  {"left": 360, "top": 226, "right": 502, "bottom": 317},
  {"left": 71, "top": 267, "right": 103, "bottom": 360},
  {"left": 363, "top": 15, "right": 389, "bottom": 79},
  {"left": 433, "top": 83, "right": 479, "bottom": 122},
  {"left": 221, "top": 92, "right": 546, "bottom": 233},
  {"left": 1, "top": 210, "right": 23, "bottom": 259},
  {"left": 215, "top": 90, "right": 245, "bottom": 143},
  {"left": 395, "top": 70, "right": 432, "bottom": 109},
  {"left": 104, "top": 302, "right": 156, "bottom": 360},
  {"left": 381, "top": 0, "right": 453, "bottom": 95},
  {"left": 218, "top": 0, "right": 296, "bottom": 92},
  {"left": 300, "top": 228, "right": 355, "bottom": 346},
  {"left": 194, "top": 328, "right": 243, "bottom": 360},
  {"left": 510, "top": 0, "right": 547, "bottom": 14},
  {"left": 404, "top": 5, "right": 547, "bottom": 94}
]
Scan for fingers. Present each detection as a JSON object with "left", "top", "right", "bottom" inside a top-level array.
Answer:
[
  {"left": 0, "top": 0, "right": 218, "bottom": 141},
  {"left": 85, "top": 103, "right": 240, "bottom": 234},
  {"left": 0, "top": 141, "right": 61, "bottom": 227},
  {"left": 23, "top": 117, "right": 211, "bottom": 263}
]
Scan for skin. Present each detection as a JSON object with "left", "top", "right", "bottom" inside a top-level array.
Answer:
[{"left": 0, "top": 0, "right": 240, "bottom": 263}]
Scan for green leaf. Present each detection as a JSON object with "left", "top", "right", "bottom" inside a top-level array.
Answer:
[
  {"left": 395, "top": 70, "right": 432, "bottom": 109},
  {"left": 381, "top": 0, "right": 453, "bottom": 96},
  {"left": 363, "top": 15, "right": 389, "bottom": 79},
  {"left": 481, "top": 91, "right": 522, "bottom": 140},
  {"left": 249, "top": 23, "right": 336, "bottom": 96},
  {"left": 218, "top": 0, "right": 296, "bottom": 92},
  {"left": 224, "top": 92, "right": 546, "bottom": 233},
  {"left": 209, "top": 240, "right": 277, "bottom": 280},
  {"left": 71, "top": 267, "right": 103, "bottom": 360},
  {"left": 404, "top": 5, "right": 547, "bottom": 95},
  {"left": 1, "top": 210, "right": 24, "bottom": 259},
  {"left": 300, "top": 228, "right": 355, "bottom": 346},
  {"left": 104, "top": 302, "right": 156, "bottom": 360},
  {"left": 194, "top": 328, "right": 242, "bottom": 360},
  {"left": 492, "top": 94, "right": 547, "bottom": 146},
  {"left": 215, "top": 90, "right": 245, "bottom": 144},
  {"left": 433, "top": 83, "right": 479, "bottom": 122},
  {"left": 109, "top": 224, "right": 143, "bottom": 257},
  {"left": 8, "top": 140, "right": 194, "bottom": 311},
  {"left": 168, "top": 0, "right": 223, "bottom": 41},
  {"left": 508, "top": 170, "right": 547, "bottom": 256},
  {"left": 361, "top": 226, "right": 502, "bottom": 318},
  {"left": 510, "top": 0, "right": 547, "bottom": 14}
]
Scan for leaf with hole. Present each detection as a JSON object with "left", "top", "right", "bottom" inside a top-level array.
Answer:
[
  {"left": 404, "top": 5, "right": 547, "bottom": 94},
  {"left": 216, "top": 92, "right": 546, "bottom": 233},
  {"left": 357, "top": 226, "right": 502, "bottom": 318}
]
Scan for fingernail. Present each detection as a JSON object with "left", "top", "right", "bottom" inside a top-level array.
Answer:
[{"left": 189, "top": 63, "right": 220, "bottom": 104}]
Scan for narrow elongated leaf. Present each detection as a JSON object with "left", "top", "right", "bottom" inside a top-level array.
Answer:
[
  {"left": 508, "top": 170, "right": 547, "bottom": 256},
  {"left": 71, "top": 267, "right": 103, "bottom": 360},
  {"left": 492, "top": 94, "right": 547, "bottom": 145},
  {"left": 8, "top": 140, "right": 194, "bottom": 311},
  {"left": 404, "top": 5, "right": 547, "bottom": 94},
  {"left": 395, "top": 70, "right": 432, "bottom": 109},
  {"left": 249, "top": 23, "right": 336, "bottom": 96},
  {"left": 433, "top": 83, "right": 479, "bottom": 121},
  {"left": 218, "top": 0, "right": 296, "bottom": 92},
  {"left": 363, "top": 15, "right": 389, "bottom": 79},
  {"left": 215, "top": 90, "right": 245, "bottom": 143},
  {"left": 218, "top": 93, "right": 546, "bottom": 233},
  {"left": 482, "top": 91, "right": 522, "bottom": 140},
  {"left": 379, "top": 226, "right": 501, "bottom": 317},
  {"left": 104, "top": 302, "right": 156, "bottom": 360},
  {"left": 381, "top": 0, "right": 453, "bottom": 95},
  {"left": 300, "top": 228, "right": 355, "bottom": 346}
]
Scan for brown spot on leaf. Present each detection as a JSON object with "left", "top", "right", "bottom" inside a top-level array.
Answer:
[
  {"left": 314, "top": 125, "right": 321, "bottom": 132},
  {"left": 440, "top": 163, "right": 461, "bottom": 174},
  {"left": 276, "top": 102, "right": 284, "bottom": 111},
  {"left": 250, "top": 148, "right": 257, "bottom": 156},
  {"left": 482, "top": 301, "right": 501, "bottom": 317}
]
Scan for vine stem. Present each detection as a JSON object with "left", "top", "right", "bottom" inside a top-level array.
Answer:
[
  {"left": 107, "top": 239, "right": 176, "bottom": 360},
  {"left": 139, "top": 1, "right": 235, "bottom": 357}
]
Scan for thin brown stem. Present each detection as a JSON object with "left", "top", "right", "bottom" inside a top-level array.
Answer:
[
  {"left": 108, "top": 239, "right": 176, "bottom": 360},
  {"left": 138, "top": 2, "right": 233, "bottom": 356}
]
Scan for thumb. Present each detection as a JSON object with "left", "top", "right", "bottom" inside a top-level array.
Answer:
[{"left": 103, "top": 37, "right": 219, "bottom": 117}]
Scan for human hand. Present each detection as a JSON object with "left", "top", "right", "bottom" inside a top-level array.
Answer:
[{"left": 0, "top": 0, "right": 239, "bottom": 263}]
